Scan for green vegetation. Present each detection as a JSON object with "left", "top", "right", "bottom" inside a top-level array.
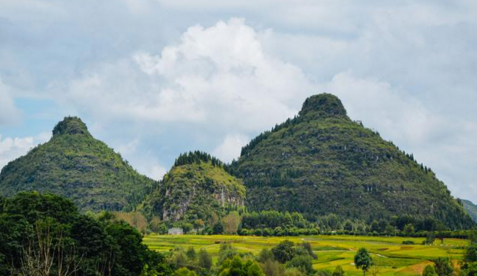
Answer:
[
  {"left": 0, "top": 117, "right": 156, "bottom": 211},
  {"left": 462, "top": 199, "right": 477, "bottom": 223},
  {"left": 0, "top": 192, "right": 171, "bottom": 276},
  {"left": 230, "top": 93, "right": 474, "bottom": 230},
  {"left": 422, "top": 265, "right": 438, "bottom": 276},
  {"left": 142, "top": 151, "right": 245, "bottom": 231},
  {"left": 354, "top": 248, "right": 373, "bottom": 275},
  {"left": 144, "top": 234, "right": 471, "bottom": 276},
  {"left": 460, "top": 231, "right": 477, "bottom": 275}
]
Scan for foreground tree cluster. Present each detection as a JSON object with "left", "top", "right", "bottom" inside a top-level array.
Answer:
[{"left": 0, "top": 192, "right": 171, "bottom": 276}]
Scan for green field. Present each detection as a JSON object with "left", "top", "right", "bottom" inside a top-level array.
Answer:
[{"left": 144, "top": 234, "right": 468, "bottom": 276}]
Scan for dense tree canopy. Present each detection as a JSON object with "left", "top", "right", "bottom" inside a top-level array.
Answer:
[{"left": 0, "top": 192, "right": 171, "bottom": 276}]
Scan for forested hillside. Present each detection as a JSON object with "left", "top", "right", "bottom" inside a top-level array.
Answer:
[
  {"left": 142, "top": 151, "right": 245, "bottom": 230},
  {"left": 462, "top": 199, "right": 477, "bottom": 223},
  {"left": 0, "top": 117, "right": 156, "bottom": 211},
  {"left": 231, "top": 93, "right": 474, "bottom": 230}
]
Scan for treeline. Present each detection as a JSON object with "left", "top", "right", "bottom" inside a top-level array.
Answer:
[
  {"left": 233, "top": 211, "right": 475, "bottom": 238},
  {"left": 174, "top": 151, "right": 226, "bottom": 168},
  {"left": 0, "top": 192, "right": 172, "bottom": 276}
]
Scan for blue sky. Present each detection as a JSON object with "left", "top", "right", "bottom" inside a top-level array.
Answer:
[{"left": 0, "top": 0, "right": 476, "bottom": 201}]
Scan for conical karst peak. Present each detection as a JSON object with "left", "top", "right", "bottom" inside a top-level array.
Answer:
[
  {"left": 298, "top": 93, "right": 348, "bottom": 118},
  {"left": 52, "top": 116, "right": 90, "bottom": 136}
]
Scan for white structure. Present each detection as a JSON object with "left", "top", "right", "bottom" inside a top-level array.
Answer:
[{"left": 168, "top": 228, "right": 184, "bottom": 235}]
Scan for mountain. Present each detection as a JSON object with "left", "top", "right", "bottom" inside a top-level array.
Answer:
[
  {"left": 462, "top": 199, "right": 477, "bottom": 223},
  {"left": 230, "top": 93, "right": 474, "bottom": 230},
  {"left": 0, "top": 117, "right": 156, "bottom": 211},
  {"left": 142, "top": 151, "right": 245, "bottom": 226}
]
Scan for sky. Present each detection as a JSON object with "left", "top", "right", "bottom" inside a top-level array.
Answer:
[{"left": 0, "top": 0, "right": 476, "bottom": 201}]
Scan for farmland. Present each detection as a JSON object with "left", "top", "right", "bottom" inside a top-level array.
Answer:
[{"left": 144, "top": 234, "right": 469, "bottom": 276}]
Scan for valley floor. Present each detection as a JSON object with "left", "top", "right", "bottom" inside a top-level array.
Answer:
[{"left": 144, "top": 234, "right": 468, "bottom": 276}]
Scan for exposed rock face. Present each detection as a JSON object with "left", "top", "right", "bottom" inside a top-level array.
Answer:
[
  {"left": 231, "top": 93, "right": 474, "bottom": 230},
  {"left": 0, "top": 116, "right": 156, "bottom": 211},
  {"left": 143, "top": 152, "right": 245, "bottom": 224}
]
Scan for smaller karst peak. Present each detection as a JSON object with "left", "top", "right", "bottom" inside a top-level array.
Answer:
[
  {"left": 52, "top": 116, "right": 90, "bottom": 136},
  {"left": 298, "top": 93, "right": 348, "bottom": 118}
]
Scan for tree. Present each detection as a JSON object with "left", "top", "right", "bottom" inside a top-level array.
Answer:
[
  {"left": 465, "top": 244, "right": 477, "bottom": 264},
  {"left": 170, "top": 250, "right": 188, "bottom": 269},
  {"left": 198, "top": 249, "right": 212, "bottom": 271},
  {"left": 299, "top": 243, "right": 317, "bottom": 260},
  {"left": 286, "top": 255, "right": 313, "bottom": 275},
  {"left": 213, "top": 222, "right": 225, "bottom": 235},
  {"left": 175, "top": 267, "right": 197, "bottom": 276},
  {"left": 272, "top": 241, "right": 296, "bottom": 264},
  {"left": 218, "top": 244, "right": 238, "bottom": 266},
  {"left": 354, "top": 248, "right": 373, "bottom": 276},
  {"left": 460, "top": 262, "right": 477, "bottom": 276},
  {"left": 433, "top": 258, "right": 453, "bottom": 276},
  {"left": 403, "top": 224, "right": 415, "bottom": 236},
  {"left": 222, "top": 212, "right": 241, "bottom": 234},
  {"left": 258, "top": 249, "right": 275, "bottom": 263},
  {"left": 422, "top": 265, "right": 438, "bottom": 276},
  {"left": 0, "top": 192, "right": 172, "bottom": 276},
  {"left": 423, "top": 232, "right": 436, "bottom": 245},
  {"left": 186, "top": 247, "right": 197, "bottom": 262},
  {"left": 19, "top": 219, "right": 81, "bottom": 276},
  {"left": 248, "top": 262, "right": 266, "bottom": 276},
  {"left": 261, "top": 260, "right": 284, "bottom": 276},
  {"left": 218, "top": 256, "right": 265, "bottom": 276},
  {"left": 283, "top": 268, "right": 304, "bottom": 276},
  {"left": 332, "top": 266, "right": 345, "bottom": 276}
]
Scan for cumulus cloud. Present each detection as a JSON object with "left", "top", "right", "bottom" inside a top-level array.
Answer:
[
  {"left": 113, "top": 138, "right": 167, "bottom": 180},
  {"left": 213, "top": 134, "right": 249, "bottom": 163},
  {"left": 57, "top": 18, "right": 312, "bottom": 133},
  {"left": 325, "top": 72, "right": 439, "bottom": 146},
  {"left": 0, "top": 78, "right": 21, "bottom": 126},
  {"left": 2, "top": 0, "right": 477, "bottom": 200},
  {"left": 0, "top": 132, "right": 50, "bottom": 170}
]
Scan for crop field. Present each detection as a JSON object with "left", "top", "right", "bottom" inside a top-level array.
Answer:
[{"left": 143, "top": 234, "right": 469, "bottom": 276}]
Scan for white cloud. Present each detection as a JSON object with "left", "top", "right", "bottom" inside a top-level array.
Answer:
[
  {"left": 0, "top": 78, "right": 21, "bottom": 126},
  {"left": 2, "top": 0, "right": 477, "bottom": 201},
  {"left": 0, "top": 132, "right": 50, "bottom": 170},
  {"left": 325, "top": 72, "right": 439, "bottom": 146},
  {"left": 58, "top": 18, "right": 313, "bottom": 133},
  {"left": 145, "top": 163, "right": 167, "bottom": 180},
  {"left": 213, "top": 134, "right": 249, "bottom": 163}
]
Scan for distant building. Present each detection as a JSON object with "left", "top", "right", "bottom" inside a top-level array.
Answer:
[{"left": 168, "top": 228, "right": 184, "bottom": 235}]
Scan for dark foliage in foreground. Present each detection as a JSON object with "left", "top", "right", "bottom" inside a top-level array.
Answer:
[{"left": 0, "top": 192, "right": 172, "bottom": 276}]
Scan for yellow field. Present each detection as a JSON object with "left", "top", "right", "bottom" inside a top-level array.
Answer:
[{"left": 143, "top": 234, "right": 469, "bottom": 276}]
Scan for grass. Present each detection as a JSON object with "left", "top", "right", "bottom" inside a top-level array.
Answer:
[{"left": 143, "top": 234, "right": 468, "bottom": 276}]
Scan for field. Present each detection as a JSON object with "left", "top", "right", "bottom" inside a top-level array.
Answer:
[{"left": 144, "top": 234, "right": 469, "bottom": 276}]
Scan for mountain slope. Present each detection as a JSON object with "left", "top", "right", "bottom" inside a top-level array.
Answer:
[
  {"left": 143, "top": 151, "right": 245, "bottom": 225},
  {"left": 462, "top": 199, "right": 477, "bottom": 223},
  {"left": 0, "top": 117, "right": 156, "bottom": 211},
  {"left": 231, "top": 93, "right": 474, "bottom": 230}
]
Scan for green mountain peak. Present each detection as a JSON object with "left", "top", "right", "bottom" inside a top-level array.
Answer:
[
  {"left": 232, "top": 93, "right": 474, "bottom": 230},
  {"left": 0, "top": 117, "right": 156, "bottom": 212},
  {"left": 299, "top": 93, "right": 348, "bottom": 119},
  {"left": 52, "top": 116, "right": 91, "bottom": 137}
]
